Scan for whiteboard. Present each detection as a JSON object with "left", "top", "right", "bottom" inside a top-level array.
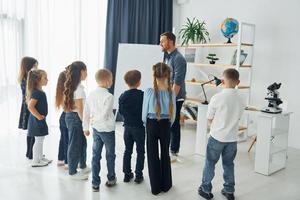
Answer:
[{"left": 114, "top": 43, "right": 163, "bottom": 108}]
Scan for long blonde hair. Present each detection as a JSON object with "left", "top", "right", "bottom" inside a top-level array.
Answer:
[
  {"left": 26, "top": 69, "right": 46, "bottom": 103},
  {"left": 152, "top": 62, "right": 174, "bottom": 120},
  {"left": 63, "top": 61, "right": 87, "bottom": 112},
  {"left": 55, "top": 70, "right": 67, "bottom": 109}
]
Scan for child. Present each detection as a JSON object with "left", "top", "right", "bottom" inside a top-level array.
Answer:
[
  {"left": 83, "top": 69, "right": 116, "bottom": 192},
  {"left": 18, "top": 57, "right": 38, "bottom": 160},
  {"left": 142, "top": 62, "right": 176, "bottom": 195},
  {"left": 26, "top": 69, "right": 52, "bottom": 167},
  {"left": 119, "top": 70, "right": 145, "bottom": 183},
  {"left": 198, "top": 69, "right": 246, "bottom": 200},
  {"left": 55, "top": 70, "right": 68, "bottom": 168},
  {"left": 63, "top": 61, "right": 90, "bottom": 180}
]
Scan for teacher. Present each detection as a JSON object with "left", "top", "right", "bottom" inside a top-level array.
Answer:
[{"left": 160, "top": 32, "right": 187, "bottom": 161}]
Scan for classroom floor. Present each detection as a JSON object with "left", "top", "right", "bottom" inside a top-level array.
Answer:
[{"left": 0, "top": 121, "right": 299, "bottom": 200}]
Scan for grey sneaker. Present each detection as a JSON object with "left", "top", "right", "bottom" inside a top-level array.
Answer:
[
  {"left": 41, "top": 157, "right": 52, "bottom": 164},
  {"left": 105, "top": 178, "right": 117, "bottom": 187},
  {"left": 70, "top": 171, "right": 89, "bottom": 180},
  {"left": 80, "top": 167, "right": 91, "bottom": 174},
  {"left": 31, "top": 160, "right": 49, "bottom": 167}
]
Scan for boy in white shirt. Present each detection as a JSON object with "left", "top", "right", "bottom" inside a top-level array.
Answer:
[
  {"left": 198, "top": 69, "right": 246, "bottom": 200},
  {"left": 83, "top": 69, "right": 116, "bottom": 192}
]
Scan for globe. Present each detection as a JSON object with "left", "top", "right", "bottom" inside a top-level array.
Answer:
[{"left": 221, "top": 18, "right": 239, "bottom": 43}]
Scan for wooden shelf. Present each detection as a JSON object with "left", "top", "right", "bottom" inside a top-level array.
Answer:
[
  {"left": 178, "top": 43, "right": 253, "bottom": 48},
  {"left": 186, "top": 80, "right": 250, "bottom": 89},
  {"left": 188, "top": 62, "right": 251, "bottom": 68}
]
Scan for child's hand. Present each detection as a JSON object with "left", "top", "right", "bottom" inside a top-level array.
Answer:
[
  {"left": 38, "top": 115, "right": 45, "bottom": 120},
  {"left": 84, "top": 131, "right": 90, "bottom": 136}
]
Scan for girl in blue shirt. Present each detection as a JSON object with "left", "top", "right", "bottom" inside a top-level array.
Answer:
[{"left": 142, "top": 62, "right": 176, "bottom": 195}]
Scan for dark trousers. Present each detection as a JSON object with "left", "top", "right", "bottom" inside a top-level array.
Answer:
[
  {"left": 146, "top": 118, "right": 172, "bottom": 195},
  {"left": 65, "top": 112, "right": 87, "bottom": 175},
  {"left": 123, "top": 126, "right": 145, "bottom": 178},
  {"left": 26, "top": 136, "right": 35, "bottom": 159},
  {"left": 170, "top": 101, "right": 184, "bottom": 153},
  {"left": 58, "top": 112, "right": 68, "bottom": 164}
]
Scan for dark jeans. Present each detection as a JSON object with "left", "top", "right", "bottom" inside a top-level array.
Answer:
[
  {"left": 26, "top": 136, "right": 35, "bottom": 159},
  {"left": 170, "top": 100, "right": 184, "bottom": 154},
  {"left": 92, "top": 128, "right": 116, "bottom": 187},
  {"left": 146, "top": 118, "right": 172, "bottom": 195},
  {"left": 58, "top": 112, "right": 68, "bottom": 164},
  {"left": 123, "top": 126, "right": 145, "bottom": 178},
  {"left": 201, "top": 136, "right": 237, "bottom": 194},
  {"left": 65, "top": 112, "right": 87, "bottom": 175}
]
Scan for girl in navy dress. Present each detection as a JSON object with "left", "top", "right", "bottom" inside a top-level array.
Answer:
[
  {"left": 26, "top": 69, "right": 52, "bottom": 167},
  {"left": 55, "top": 70, "right": 69, "bottom": 168},
  {"left": 18, "top": 57, "right": 38, "bottom": 160}
]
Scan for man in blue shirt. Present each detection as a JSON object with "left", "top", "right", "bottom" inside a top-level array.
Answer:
[{"left": 160, "top": 32, "right": 187, "bottom": 161}]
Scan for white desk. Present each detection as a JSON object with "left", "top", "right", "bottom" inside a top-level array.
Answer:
[{"left": 254, "top": 112, "right": 292, "bottom": 175}]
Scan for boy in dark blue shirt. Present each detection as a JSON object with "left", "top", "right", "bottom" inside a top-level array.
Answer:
[{"left": 119, "top": 70, "right": 145, "bottom": 184}]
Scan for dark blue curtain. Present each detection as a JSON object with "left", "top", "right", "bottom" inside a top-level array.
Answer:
[{"left": 104, "top": 0, "right": 173, "bottom": 93}]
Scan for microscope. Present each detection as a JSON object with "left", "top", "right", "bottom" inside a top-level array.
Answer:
[{"left": 261, "top": 82, "right": 283, "bottom": 114}]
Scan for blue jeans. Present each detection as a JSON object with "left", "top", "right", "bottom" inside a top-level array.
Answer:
[
  {"left": 65, "top": 112, "right": 87, "bottom": 175},
  {"left": 58, "top": 112, "right": 68, "bottom": 164},
  {"left": 92, "top": 129, "right": 116, "bottom": 187},
  {"left": 123, "top": 126, "right": 145, "bottom": 178},
  {"left": 201, "top": 136, "right": 237, "bottom": 194}
]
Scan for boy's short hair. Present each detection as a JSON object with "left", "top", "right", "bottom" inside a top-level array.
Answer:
[
  {"left": 124, "top": 70, "right": 141, "bottom": 87},
  {"left": 95, "top": 69, "right": 112, "bottom": 83},
  {"left": 160, "top": 32, "right": 176, "bottom": 44},
  {"left": 223, "top": 68, "right": 239, "bottom": 81}
]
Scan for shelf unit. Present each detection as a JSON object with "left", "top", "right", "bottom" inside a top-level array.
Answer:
[
  {"left": 179, "top": 21, "right": 255, "bottom": 144},
  {"left": 255, "top": 112, "right": 292, "bottom": 176}
]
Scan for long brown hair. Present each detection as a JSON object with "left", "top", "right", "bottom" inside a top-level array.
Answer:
[
  {"left": 26, "top": 69, "right": 46, "bottom": 103},
  {"left": 152, "top": 62, "right": 174, "bottom": 120},
  {"left": 63, "top": 61, "right": 87, "bottom": 112},
  {"left": 18, "top": 57, "right": 38, "bottom": 83},
  {"left": 55, "top": 70, "right": 67, "bottom": 109}
]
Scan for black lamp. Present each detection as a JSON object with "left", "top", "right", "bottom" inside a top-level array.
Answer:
[{"left": 201, "top": 76, "right": 222, "bottom": 104}]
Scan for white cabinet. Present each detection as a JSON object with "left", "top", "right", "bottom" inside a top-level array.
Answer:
[{"left": 254, "top": 112, "right": 291, "bottom": 175}]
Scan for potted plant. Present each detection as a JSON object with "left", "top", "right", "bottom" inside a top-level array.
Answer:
[
  {"left": 179, "top": 18, "right": 210, "bottom": 62},
  {"left": 206, "top": 53, "right": 219, "bottom": 64}
]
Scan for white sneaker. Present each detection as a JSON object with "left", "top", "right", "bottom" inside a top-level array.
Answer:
[
  {"left": 42, "top": 157, "right": 53, "bottom": 164},
  {"left": 31, "top": 160, "right": 49, "bottom": 167},
  {"left": 80, "top": 167, "right": 91, "bottom": 174},
  {"left": 70, "top": 171, "right": 89, "bottom": 180}
]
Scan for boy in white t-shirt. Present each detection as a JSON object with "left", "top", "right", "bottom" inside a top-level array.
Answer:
[
  {"left": 83, "top": 69, "right": 116, "bottom": 192},
  {"left": 198, "top": 69, "right": 246, "bottom": 200}
]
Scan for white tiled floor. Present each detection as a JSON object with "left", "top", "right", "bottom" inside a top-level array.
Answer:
[{"left": 0, "top": 121, "right": 300, "bottom": 200}]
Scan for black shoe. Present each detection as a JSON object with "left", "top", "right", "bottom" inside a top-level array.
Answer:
[
  {"left": 134, "top": 176, "right": 144, "bottom": 184},
  {"left": 198, "top": 187, "right": 214, "bottom": 200},
  {"left": 221, "top": 190, "right": 235, "bottom": 200},
  {"left": 105, "top": 178, "right": 117, "bottom": 187},
  {"left": 92, "top": 185, "right": 99, "bottom": 192},
  {"left": 123, "top": 173, "right": 134, "bottom": 183}
]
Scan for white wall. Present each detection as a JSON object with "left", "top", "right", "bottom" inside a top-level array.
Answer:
[{"left": 173, "top": 0, "right": 300, "bottom": 149}]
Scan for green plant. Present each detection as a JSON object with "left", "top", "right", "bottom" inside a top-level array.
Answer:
[
  {"left": 179, "top": 18, "right": 210, "bottom": 46},
  {"left": 206, "top": 53, "right": 219, "bottom": 64}
]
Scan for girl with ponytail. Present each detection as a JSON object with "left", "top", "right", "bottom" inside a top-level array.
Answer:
[
  {"left": 63, "top": 61, "right": 90, "bottom": 180},
  {"left": 26, "top": 69, "right": 52, "bottom": 167},
  {"left": 142, "top": 62, "right": 176, "bottom": 195},
  {"left": 55, "top": 70, "right": 68, "bottom": 168}
]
